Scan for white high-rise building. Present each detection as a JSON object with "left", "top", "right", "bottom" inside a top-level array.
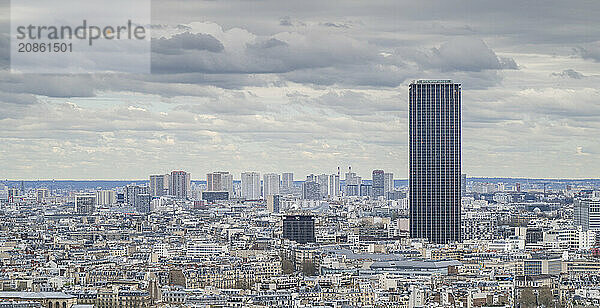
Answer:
[
  {"left": 263, "top": 173, "right": 281, "bottom": 197},
  {"left": 241, "top": 172, "right": 261, "bottom": 200},
  {"left": 221, "top": 173, "right": 234, "bottom": 196},
  {"left": 96, "top": 190, "right": 116, "bottom": 205},
  {"left": 329, "top": 174, "right": 340, "bottom": 197},
  {"left": 344, "top": 168, "right": 361, "bottom": 196},
  {"left": 317, "top": 174, "right": 329, "bottom": 197},
  {"left": 0, "top": 185, "right": 7, "bottom": 201},
  {"left": 282, "top": 173, "right": 294, "bottom": 190},
  {"left": 206, "top": 171, "right": 233, "bottom": 197},
  {"left": 170, "top": 170, "right": 191, "bottom": 199},
  {"left": 345, "top": 170, "right": 361, "bottom": 185},
  {"left": 149, "top": 174, "right": 168, "bottom": 197},
  {"left": 36, "top": 188, "right": 49, "bottom": 203},
  {"left": 384, "top": 172, "right": 394, "bottom": 194}
]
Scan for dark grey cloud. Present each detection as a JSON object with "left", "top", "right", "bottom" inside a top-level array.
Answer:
[
  {"left": 305, "top": 90, "right": 402, "bottom": 116},
  {"left": 0, "top": 91, "right": 37, "bottom": 105},
  {"left": 279, "top": 16, "right": 293, "bottom": 26},
  {"left": 283, "top": 64, "right": 411, "bottom": 87},
  {"left": 552, "top": 69, "right": 585, "bottom": 79},
  {"left": 152, "top": 32, "right": 224, "bottom": 55},
  {"left": 0, "top": 32, "right": 8, "bottom": 70},
  {"left": 320, "top": 22, "right": 350, "bottom": 29},
  {"left": 247, "top": 38, "right": 288, "bottom": 49},
  {"left": 0, "top": 73, "right": 96, "bottom": 97},
  {"left": 174, "top": 99, "right": 268, "bottom": 116},
  {"left": 150, "top": 27, "right": 379, "bottom": 77},
  {"left": 411, "top": 37, "right": 518, "bottom": 72},
  {"left": 574, "top": 42, "right": 600, "bottom": 62}
]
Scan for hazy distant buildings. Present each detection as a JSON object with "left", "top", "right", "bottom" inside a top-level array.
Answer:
[
  {"left": 263, "top": 173, "right": 281, "bottom": 197},
  {"left": 302, "top": 181, "right": 321, "bottom": 200},
  {"left": 329, "top": 173, "right": 341, "bottom": 197},
  {"left": 125, "top": 185, "right": 151, "bottom": 213},
  {"left": 7, "top": 188, "right": 19, "bottom": 203},
  {"left": 283, "top": 215, "right": 315, "bottom": 244},
  {"left": 36, "top": 188, "right": 48, "bottom": 203},
  {"left": 360, "top": 184, "right": 372, "bottom": 197},
  {"left": 170, "top": 171, "right": 191, "bottom": 199},
  {"left": 135, "top": 193, "right": 151, "bottom": 213},
  {"left": 345, "top": 168, "right": 361, "bottom": 196},
  {"left": 409, "top": 79, "right": 461, "bottom": 244},
  {"left": 221, "top": 173, "right": 234, "bottom": 197},
  {"left": 206, "top": 172, "right": 220, "bottom": 191},
  {"left": 125, "top": 185, "right": 148, "bottom": 205},
  {"left": 75, "top": 193, "right": 96, "bottom": 214},
  {"left": 461, "top": 174, "right": 467, "bottom": 196},
  {"left": 384, "top": 172, "right": 394, "bottom": 194},
  {"left": 207, "top": 172, "right": 233, "bottom": 197},
  {"left": 372, "top": 170, "right": 385, "bottom": 198},
  {"left": 317, "top": 174, "right": 329, "bottom": 198},
  {"left": 96, "top": 190, "right": 116, "bottom": 206},
  {"left": 281, "top": 172, "right": 294, "bottom": 190},
  {"left": 241, "top": 172, "right": 261, "bottom": 200},
  {"left": 149, "top": 174, "right": 168, "bottom": 197}
]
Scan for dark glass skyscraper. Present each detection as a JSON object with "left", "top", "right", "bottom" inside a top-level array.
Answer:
[
  {"left": 283, "top": 215, "right": 315, "bottom": 244},
  {"left": 409, "top": 80, "right": 461, "bottom": 244}
]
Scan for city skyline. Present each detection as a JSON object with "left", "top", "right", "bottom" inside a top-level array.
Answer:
[{"left": 2, "top": 1, "right": 600, "bottom": 307}]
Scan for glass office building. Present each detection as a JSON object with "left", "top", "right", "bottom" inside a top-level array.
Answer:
[{"left": 409, "top": 80, "right": 461, "bottom": 244}]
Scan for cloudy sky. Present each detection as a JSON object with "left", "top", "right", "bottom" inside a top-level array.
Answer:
[{"left": 1, "top": 0, "right": 600, "bottom": 180}]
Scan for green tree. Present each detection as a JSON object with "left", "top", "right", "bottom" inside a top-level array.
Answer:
[
  {"left": 281, "top": 259, "right": 294, "bottom": 275},
  {"left": 234, "top": 279, "right": 252, "bottom": 290},
  {"left": 538, "top": 286, "right": 555, "bottom": 308},
  {"left": 519, "top": 288, "right": 537, "bottom": 308},
  {"left": 301, "top": 261, "right": 317, "bottom": 276}
]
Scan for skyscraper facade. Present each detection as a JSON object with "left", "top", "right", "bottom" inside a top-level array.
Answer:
[
  {"left": 281, "top": 172, "right": 294, "bottom": 190},
  {"left": 263, "top": 173, "right": 281, "bottom": 197},
  {"left": 384, "top": 172, "right": 394, "bottom": 194},
  {"left": 207, "top": 171, "right": 233, "bottom": 197},
  {"left": 283, "top": 215, "right": 315, "bottom": 244},
  {"left": 302, "top": 181, "right": 321, "bottom": 200},
  {"left": 317, "top": 174, "right": 329, "bottom": 198},
  {"left": 170, "top": 170, "right": 191, "bottom": 199},
  {"left": 409, "top": 79, "right": 461, "bottom": 244},
  {"left": 241, "top": 172, "right": 261, "bottom": 200},
  {"left": 96, "top": 190, "right": 116, "bottom": 206},
  {"left": 372, "top": 170, "right": 385, "bottom": 198},
  {"left": 75, "top": 193, "right": 96, "bottom": 214},
  {"left": 329, "top": 173, "right": 341, "bottom": 197},
  {"left": 574, "top": 198, "right": 600, "bottom": 231},
  {"left": 149, "top": 174, "right": 168, "bottom": 197},
  {"left": 206, "top": 172, "right": 221, "bottom": 191},
  {"left": 124, "top": 184, "right": 151, "bottom": 212},
  {"left": 344, "top": 171, "right": 361, "bottom": 197}
]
